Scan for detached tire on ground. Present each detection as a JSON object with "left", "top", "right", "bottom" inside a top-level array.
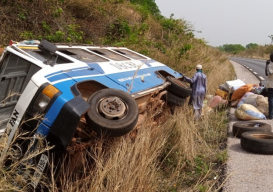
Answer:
[
  {"left": 85, "top": 88, "right": 139, "bottom": 137},
  {"left": 232, "top": 122, "right": 271, "bottom": 138},
  {"left": 241, "top": 131, "right": 273, "bottom": 154},
  {"left": 166, "top": 76, "right": 192, "bottom": 98},
  {"left": 164, "top": 91, "right": 186, "bottom": 106}
]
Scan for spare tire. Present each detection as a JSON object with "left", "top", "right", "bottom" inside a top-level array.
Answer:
[
  {"left": 241, "top": 131, "right": 273, "bottom": 154},
  {"left": 166, "top": 76, "right": 192, "bottom": 98},
  {"left": 85, "top": 88, "right": 139, "bottom": 137},
  {"left": 164, "top": 91, "right": 186, "bottom": 106},
  {"left": 232, "top": 121, "right": 271, "bottom": 138}
]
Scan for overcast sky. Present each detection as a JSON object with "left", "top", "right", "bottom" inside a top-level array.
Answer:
[{"left": 155, "top": 0, "right": 273, "bottom": 47}]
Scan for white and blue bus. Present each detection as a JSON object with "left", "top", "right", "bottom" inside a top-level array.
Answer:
[{"left": 0, "top": 40, "right": 191, "bottom": 189}]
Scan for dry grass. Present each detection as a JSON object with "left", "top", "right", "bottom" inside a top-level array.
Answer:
[
  {"left": 0, "top": 115, "right": 53, "bottom": 191},
  {"left": 46, "top": 100, "right": 230, "bottom": 191},
  {"left": 57, "top": 121, "right": 167, "bottom": 192}
]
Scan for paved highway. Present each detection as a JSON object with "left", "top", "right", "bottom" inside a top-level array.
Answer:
[{"left": 229, "top": 57, "right": 267, "bottom": 84}]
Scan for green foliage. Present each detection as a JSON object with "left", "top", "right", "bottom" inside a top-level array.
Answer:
[
  {"left": 246, "top": 43, "right": 258, "bottom": 49},
  {"left": 179, "top": 44, "right": 192, "bottom": 56},
  {"left": 130, "top": 0, "right": 160, "bottom": 16},
  {"left": 194, "top": 156, "right": 209, "bottom": 175},
  {"left": 198, "top": 185, "right": 208, "bottom": 192},
  {"left": 218, "top": 44, "right": 246, "bottom": 54},
  {"left": 161, "top": 14, "right": 177, "bottom": 30},
  {"left": 42, "top": 21, "right": 51, "bottom": 33},
  {"left": 42, "top": 22, "right": 83, "bottom": 42},
  {"left": 46, "top": 30, "right": 65, "bottom": 42},
  {"left": 154, "top": 42, "right": 166, "bottom": 53},
  {"left": 18, "top": 12, "right": 27, "bottom": 20},
  {"left": 138, "top": 49, "right": 149, "bottom": 55},
  {"left": 138, "top": 22, "right": 149, "bottom": 35},
  {"left": 67, "top": 24, "right": 83, "bottom": 42},
  {"left": 106, "top": 20, "right": 150, "bottom": 45},
  {"left": 20, "top": 31, "right": 34, "bottom": 39},
  {"left": 108, "top": 20, "right": 132, "bottom": 39},
  {"left": 97, "top": 6, "right": 107, "bottom": 16},
  {"left": 53, "top": 7, "right": 63, "bottom": 17},
  {"left": 217, "top": 150, "right": 228, "bottom": 164},
  {"left": 133, "top": 5, "right": 149, "bottom": 20}
]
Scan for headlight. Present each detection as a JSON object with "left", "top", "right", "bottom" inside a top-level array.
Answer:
[{"left": 34, "top": 84, "right": 60, "bottom": 113}]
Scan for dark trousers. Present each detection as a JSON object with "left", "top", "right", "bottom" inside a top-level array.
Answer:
[{"left": 268, "top": 88, "right": 273, "bottom": 119}]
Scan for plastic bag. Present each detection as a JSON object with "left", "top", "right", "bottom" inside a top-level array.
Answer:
[
  {"left": 251, "top": 85, "right": 265, "bottom": 94},
  {"left": 215, "top": 89, "right": 228, "bottom": 99},
  {"left": 231, "top": 84, "right": 255, "bottom": 101},
  {"left": 235, "top": 104, "right": 266, "bottom": 120},
  {"left": 256, "top": 95, "right": 268, "bottom": 116},
  {"left": 208, "top": 95, "right": 228, "bottom": 108},
  {"left": 237, "top": 92, "right": 254, "bottom": 108}
]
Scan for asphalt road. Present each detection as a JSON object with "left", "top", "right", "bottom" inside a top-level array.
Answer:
[{"left": 229, "top": 57, "right": 267, "bottom": 83}]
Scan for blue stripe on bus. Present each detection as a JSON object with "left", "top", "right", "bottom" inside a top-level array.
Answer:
[
  {"left": 47, "top": 72, "right": 72, "bottom": 82},
  {"left": 37, "top": 122, "right": 50, "bottom": 136}
]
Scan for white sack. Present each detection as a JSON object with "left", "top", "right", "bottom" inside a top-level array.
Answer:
[{"left": 224, "top": 79, "right": 245, "bottom": 93}]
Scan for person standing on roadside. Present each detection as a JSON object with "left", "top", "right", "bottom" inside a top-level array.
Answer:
[
  {"left": 182, "top": 64, "right": 207, "bottom": 120},
  {"left": 265, "top": 53, "right": 273, "bottom": 119}
]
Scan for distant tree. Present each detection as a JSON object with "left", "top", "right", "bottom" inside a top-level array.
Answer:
[
  {"left": 217, "top": 46, "right": 224, "bottom": 51},
  {"left": 221, "top": 44, "right": 245, "bottom": 54},
  {"left": 246, "top": 43, "right": 258, "bottom": 49}
]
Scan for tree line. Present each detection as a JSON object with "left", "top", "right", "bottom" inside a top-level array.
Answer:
[{"left": 217, "top": 43, "right": 258, "bottom": 54}]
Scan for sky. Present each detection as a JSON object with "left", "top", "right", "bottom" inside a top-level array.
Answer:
[{"left": 155, "top": 0, "right": 273, "bottom": 47}]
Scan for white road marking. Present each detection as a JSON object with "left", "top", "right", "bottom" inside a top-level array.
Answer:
[
  {"left": 249, "top": 69, "right": 252, "bottom": 71},
  {"left": 259, "top": 76, "right": 265, "bottom": 80},
  {"left": 253, "top": 72, "right": 257, "bottom": 74}
]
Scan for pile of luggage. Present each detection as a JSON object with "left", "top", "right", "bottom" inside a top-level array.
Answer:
[{"left": 212, "top": 79, "right": 268, "bottom": 120}]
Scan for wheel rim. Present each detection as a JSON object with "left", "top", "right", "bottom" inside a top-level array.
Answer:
[
  {"left": 170, "top": 77, "right": 188, "bottom": 88},
  {"left": 98, "top": 97, "right": 127, "bottom": 120}
]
